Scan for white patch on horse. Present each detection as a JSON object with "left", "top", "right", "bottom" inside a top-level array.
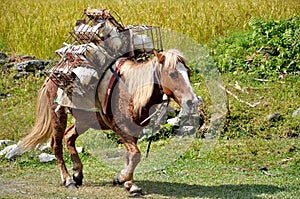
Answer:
[{"left": 176, "top": 63, "right": 193, "bottom": 93}]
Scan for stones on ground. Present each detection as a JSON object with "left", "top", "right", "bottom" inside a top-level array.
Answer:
[
  {"left": 76, "top": 146, "right": 84, "bottom": 153},
  {"left": 0, "top": 92, "right": 11, "bottom": 101},
  {"left": 14, "top": 60, "right": 49, "bottom": 72},
  {"left": 4, "top": 143, "right": 24, "bottom": 159},
  {"left": 0, "top": 52, "right": 9, "bottom": 64},
  {"left": 1, "top": 139, "right": 84, "bottom": 163},
  {"left": 292, "top": 107, "right": 300, "bottom": 118},
  {"left": 180, "top": 126, "right": 195, "bottom": 133},
  {"left": 0, "top": 52, "right": 54, "bottom": 78},
  {"left": 258, "top": 165, "right": 268, "bottom": 171},
  {"left": 267, "top": 113, "right": 283, "bottom": 122},
  {"left": 167, "top": 117, "right": 180, "bottom": 126},
  {"left": 0, "top": 140, "right": 15, "bottom": 148},
  {"left": 39, "top": 153, "right": 56, "bottom": 162},
  {"left": 0, "top": 144, "right": 18, "bottom": 157}
]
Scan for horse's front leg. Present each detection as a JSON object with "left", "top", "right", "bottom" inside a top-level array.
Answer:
[{"left": 113, "top": 138, "right": 142, "bottom": 195}]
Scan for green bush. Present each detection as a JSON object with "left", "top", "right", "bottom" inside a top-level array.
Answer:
[{"left": 209, "top": 15, "right": 300, "bottom": 78}]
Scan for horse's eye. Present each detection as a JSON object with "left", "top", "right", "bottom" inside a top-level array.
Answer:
[{"left": 169, "top": 72, "right": 178, "bottom": 79}]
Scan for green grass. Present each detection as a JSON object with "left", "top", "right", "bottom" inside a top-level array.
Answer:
[
  {"left": 0, "top": 72, "right": 45, "bottom": 140},
  {"left": 0, "top": 138, "right": 299, "bottom": 198},
  {"left": 1, "top": 0, "right": 299, "bottom": 59}
]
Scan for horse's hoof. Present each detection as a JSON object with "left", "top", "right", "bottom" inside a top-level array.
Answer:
[
  {"left": 113, "top": 175, "right": 124, "bottom": 186},
  {"left": 129, "top": 192, "right": 143, "bottom": 197},
  {"left": 73, "top": 172, "right": 83, "bottom": 186},
  {"left": 129, "top": 184, "right": 142, "bottom": 196},
  {"left": 65, "top": 178, "right": 77, "bottom": 189},
  {"left": 66, "top": 182, "right": 77, "bottom": 189}
]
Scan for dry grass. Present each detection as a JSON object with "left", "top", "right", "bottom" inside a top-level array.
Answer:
[{"left": 1, "top": 0, "right": 299, "bottom": 59}]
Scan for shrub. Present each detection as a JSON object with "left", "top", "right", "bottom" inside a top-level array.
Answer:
[{"left": 209, "top": 15, "right": 300, "bottom": 78}]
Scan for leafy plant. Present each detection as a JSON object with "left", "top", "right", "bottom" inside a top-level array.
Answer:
[{"left": 209, "top": 15, "right": 300, "bottom": 78}]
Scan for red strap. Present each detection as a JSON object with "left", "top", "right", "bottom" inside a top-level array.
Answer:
[{"left": 103, "top": 59, "right": 126, "bottom": 114}]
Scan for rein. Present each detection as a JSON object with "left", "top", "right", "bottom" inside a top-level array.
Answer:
[
  {"left": 144, "top": 95, "right": 169, "bottom": 158},
  {"left": 140, "top": 62, "right": 170, "bottom": 158}
]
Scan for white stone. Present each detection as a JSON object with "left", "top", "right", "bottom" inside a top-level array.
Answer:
[
  {"left": 39, "top": 153, "right": 56, "bottom": 162},
  {"left": 181, "top": 126, "right": 195, "bottom": 132},
  {"left": 292, "top": 108, "right": 300, "bottom": 118},
  {"left": 0, "top": 144, "right": 18, "bottom": 156},
  {"left": 76, "top": 147, "right": 84, "bottom": 153},
  {"left": 0, "top": 140, "right": 15, "bottom": 148},
  {"left": 167, "top": 117, "right": 180, "bottom": 126}
]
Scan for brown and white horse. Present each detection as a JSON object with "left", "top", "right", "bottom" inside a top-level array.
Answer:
[{"left": 13, "top": 49, "right": 199, "bottom": 195}]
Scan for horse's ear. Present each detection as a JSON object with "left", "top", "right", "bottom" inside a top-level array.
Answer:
[{"left": 154, "top": 50, "right": 165, "bottom": 64}]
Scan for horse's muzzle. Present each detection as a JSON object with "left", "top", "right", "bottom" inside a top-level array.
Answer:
[{"left": 181, "top": 97, "right": 199, "bottom": 116}]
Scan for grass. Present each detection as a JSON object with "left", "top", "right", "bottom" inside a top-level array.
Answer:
[
  {"left": 0, "top": 72, "right": 45, "bottom": 141},
  {"left": 1, "top": 0, "right": 299, "bottom": 59},
  {"left": 1, "top": 71, "right": 299, "bottom": 198},
  {"left": 0, "top": 137, "right": 299, "bottom": 198}
]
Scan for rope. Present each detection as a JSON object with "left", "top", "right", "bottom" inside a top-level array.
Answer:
[{"left": 145, "top": 97, "right": 169, "bottom": 158}]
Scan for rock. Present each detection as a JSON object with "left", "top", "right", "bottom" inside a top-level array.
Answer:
[
  {"left": 167, "top": 117, "right": 180, "bottom": 126},
  {"left": 0, "top": 52, "right": 8, "bottom": 60},
  {"left": 292, "top": 108, "right": 300, "bottom": 118},
  {"left": 258, "top": 165, "right": 268, "bottom": 171},
  {"left": 9, "top": 54, "right": 35, "bottom": 63},
  {"left": 13, "top": 71, "right": 29, "bottom": 79},
  {"left": 198, "top": 95, "right": 204, "bottom": 106},
  {"left": 0, "top": 52, "right": 9, "bottom": 65},
  {"left": 37, "top": 142, "right": 52, "bottom": 152},
  {"left": 5, "top": 144, "right": 24, "bottom": 159},
  {"left": 176, "top": 125, "right": 196, "bottom": 137},
  {"left": 180, "top": 126, "right": 195, "bottom": 132},
  {"left": 267, "top": 113, "right": 283, "bottom": 122},
  {"left": 14, "top": 60, "right": 48, "bottom": 72},
  {"left": 0, "top": 144, "right": 18, "bottom": 157},
  {"left": 39, "top": 153, "right": 56, "bottom": 162},
  {"left": 0, "top": 140, "right": 15, "bottom": 148},
  {"left": 76, "top": 147, "right": 84, "bottom": 153}
]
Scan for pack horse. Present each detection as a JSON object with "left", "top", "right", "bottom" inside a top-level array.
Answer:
[{"left": 10, "top": 8, "right": 199, "bottom": 196}]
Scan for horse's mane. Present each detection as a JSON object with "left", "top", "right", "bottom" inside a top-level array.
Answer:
[
  {"left": 162, "top": 49, "right": 187, "bottom": 70},
  {"left": 120, "top": 49, "right": 186, "bottom": 115}
]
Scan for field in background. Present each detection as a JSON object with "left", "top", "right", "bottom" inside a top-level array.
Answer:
[{"left": 1, "top": 0, "right": 299, "bottom": 59}]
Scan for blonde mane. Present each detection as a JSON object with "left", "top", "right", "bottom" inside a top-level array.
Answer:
[
  {"left": 162, "top": 49, "right": 187, "bottom": 69},
  {"left": 119, "top": 49, "right": 186, "bottom": 115},
  {"left": 120, "top": 59, "right": 156, "bottom": 115}
]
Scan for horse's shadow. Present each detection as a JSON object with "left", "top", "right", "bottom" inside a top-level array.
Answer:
[{"left": 136, "top": 180, "right": 285, "bottom": 198}]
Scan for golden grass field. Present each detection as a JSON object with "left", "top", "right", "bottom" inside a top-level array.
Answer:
[{"left": 1, "top": 0, "right": 299, "bottom": 59}]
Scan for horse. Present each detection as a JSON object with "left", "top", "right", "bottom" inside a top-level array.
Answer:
[{"left": 11, "top": 49, "right": 199, "bottom": 196}]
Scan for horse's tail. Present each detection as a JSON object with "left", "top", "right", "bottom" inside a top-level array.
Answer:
[
  {"left": 6, "top": 81, "right": 53, "bottom": 158},
  {"left": 18, "top": 81, "right": 53, "bottom": 152}
]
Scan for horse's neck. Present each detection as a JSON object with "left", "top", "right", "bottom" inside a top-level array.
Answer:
[{"left": 141, "top": 61, "right": 164, "bottom": 106}]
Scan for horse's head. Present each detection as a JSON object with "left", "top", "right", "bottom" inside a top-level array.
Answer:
[{"left": 155, "top": 49, "right": 199, "bottom": 114}]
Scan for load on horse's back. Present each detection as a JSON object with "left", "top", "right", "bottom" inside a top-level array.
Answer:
[
  {"left": 7, "top": 8, "right": 200, "bottom": 196},
  {"left": 47, "top": 8, "right": 163, "bottom": 112}
]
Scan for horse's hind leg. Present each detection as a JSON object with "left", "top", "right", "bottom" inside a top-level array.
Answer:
[
  {"left": 49, "top": 104, "right": 76, "bottom": 189},
  {"left": 64, "top": 124, "right": 84, "bottom": 186}
]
